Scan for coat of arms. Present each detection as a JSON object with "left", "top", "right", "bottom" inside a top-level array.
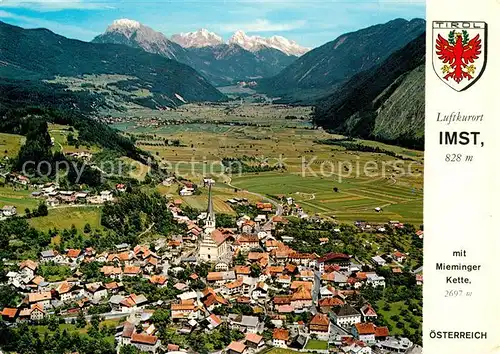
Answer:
[{"left": 433, "top": 21, "right": 487, "bottom": 91}]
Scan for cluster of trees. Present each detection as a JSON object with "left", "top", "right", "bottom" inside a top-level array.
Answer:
[
  {"left": 0, "top": 218, "right": 51, "bottom": 260},
  {"left": 122, "top": 276, "right": 181, "bottom": 303},
  {"left": 315, "top": 138, "right": 417, "bottom": 161},
  {"left": 156, "top": 321, "right": 244, "bottom": 354},
  {"left": 39, "top": 263, "right": 73, "bottom": 281},
  {"left": 0, "top": 323, "right": 115, "bottom": 354},
  {"left": 24, "top": 202, "right": 49, "bottom": 219},
  {"left": 362, "top": 284, "right": 422, "bottom": 345},
  {"left": 101, "top": 190, "right": 184, "bottom": 239},
  {"left": 222, "top": 157, "right": 282, "bottom": 174}
]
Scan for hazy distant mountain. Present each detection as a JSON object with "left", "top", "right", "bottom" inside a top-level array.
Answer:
[
  {"left": 93, "top": 19, "right": 300, "bottom": 86},
  {"left": 0, "top": 21, "right": 225, "bottom": 107},
  {"left": 227, "top": 30, "right": 309, "bottom": 56},
  {"left": 187, "top": 44, "right": 297, "bottom": 85},
  {"left": 258, "top": 18, "right": 426, "bottom": 102},
  {"left": 171, "top": 28, "right": 224, "bottom": 48},
  {"left": 313, "top": 33, "right": 425, "bottom": 149}
]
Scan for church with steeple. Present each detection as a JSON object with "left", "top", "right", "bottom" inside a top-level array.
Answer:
[{"left": 197, "top": 183, "right": 232, "bottom": 263}]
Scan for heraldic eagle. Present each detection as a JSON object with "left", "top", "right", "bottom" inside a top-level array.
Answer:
[{"left": 435, "top": 30, "right": 482, "bottom": 83}]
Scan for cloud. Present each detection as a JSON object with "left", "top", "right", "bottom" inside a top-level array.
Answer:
[
  {"left": 0, "top": 0, "right": 113, "bottom": 11},
  {"left": 220, "top": 19, "right": 306, "bottom": 33},
  {"left": 0, "top": 9, "right": 99, "bottom": 37}
]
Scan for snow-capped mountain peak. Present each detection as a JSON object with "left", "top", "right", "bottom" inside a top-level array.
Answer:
[
  {"left": 171, "top": 29, "right": 224, "bottom": 48},
  {"left": 106, "top": 19, "right": 142, "bottom": 38},
  {"left": 102, "top": 19, "right": 309, "bottom": 56},
  {"left": 265, "top": 35, "right": 310, "bottom": 56},
  {"left": 96, "top": 19, "right": 187, "bottom": 61},
  {"left": 228, "top": 31, "right": 309, "bottom": 56}
]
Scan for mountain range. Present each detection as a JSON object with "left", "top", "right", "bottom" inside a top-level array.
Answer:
[
  {"left": 313, "top": 33, "right": 425, "bottom": 149},
  {"left": 0, "top": 17, "right": 426, "bottom": 148},
  {"left": 257, "top": 18, "right": 425, "bottom": 103},
  {"left": 0, "top": 21, "right": 225, "bottom": 108},
  {"left": 93, "top": 19, "right": 305, "bottom": 86},
  {"left": 171, "top": 28, "right": 309, "bottom": 56}
]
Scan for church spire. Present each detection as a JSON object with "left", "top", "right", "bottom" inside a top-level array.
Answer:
[
  {"left": 207, "top": 182, "right": 214, "bottom": 219},
  {"left": 204, "top": 182, "right": 216, "bottom": 233}
]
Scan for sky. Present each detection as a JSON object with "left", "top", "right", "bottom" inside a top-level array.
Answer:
[{"left": 0, "top": 0, "right": 425, "bottom": 48}]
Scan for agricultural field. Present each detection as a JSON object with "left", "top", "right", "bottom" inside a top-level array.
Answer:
[
  {"left": 48, "top": 123, "right": 101, "bottom": 154},
  {"left": 0, "top": 132, "right": 25, "bottom": 158},
  {"left": 28, "top": 206, "right": 102, "bottom": 231},
  {"left": 113, "top": 103, "right": 424, "bottom": 225},
  {"left": 156, "top": 182, "right": 262, "bottom": 215},
  {"left": 0, "top": 185, "right": 40, "bottom": 211}
]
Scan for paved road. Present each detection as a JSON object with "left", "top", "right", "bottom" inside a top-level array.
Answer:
[
  {"left": 63, "top": 310, "right": 135, "bottom": 323},
  {"left": 411, "top": 265, "right": 423, "bottom": 274}
]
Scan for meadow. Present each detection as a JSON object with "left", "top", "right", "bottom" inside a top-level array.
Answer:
[
  {"left": 28, "top": 206, "right": 102, "bottom": 232},
  {"left": 0, "top": 102, "right": 423, "bottom": 227},
  {"left": 113, "top": 103, "right": 424, "bottom": 225},
  {"left": 0, "top": 132, "right": 25, "bottom": 159},
  {"left": 0, "top": 185, "right": 40, "bottom": 211}
]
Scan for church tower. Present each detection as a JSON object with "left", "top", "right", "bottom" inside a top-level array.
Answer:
[{"left": 204, "top": 182, "right": 216, "bottom": 234}]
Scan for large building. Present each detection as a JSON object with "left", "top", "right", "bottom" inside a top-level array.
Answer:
[{"left": 198, "top": 183, "right": 232, "bottom": 263}]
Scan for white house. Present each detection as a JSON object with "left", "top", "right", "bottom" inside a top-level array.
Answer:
[
  {"left": 228, "top": 314, "right": 260, "bottom": 333},
  {"left": 272, "top": 328, "right": 289, "bottom": 348},
  {"left": 2, "top": 205, "right": 17, "bottom": 217},
  {"left": 130, "top": 333, "right": 161, "bottom": 353},
  {"left": 366, "top": 273, "right": 386, "bottom": 288},
  {"left": 85, "top": 282, "right": 108, "bottom": 301},
  {"left": 371, "top": 256, "right": 387, "bottom": 267},
  {"left": 29, "top": 304, "right": 45, "bottom": 321},
  {"left": 332, "top": 304, "right": 362, "bottom": 329},
  {"left": 100, "top": 191, "right": 114, "bottom": 202},
  {"left": 352, "top": 323, "right": 376, "bottom": 344}
]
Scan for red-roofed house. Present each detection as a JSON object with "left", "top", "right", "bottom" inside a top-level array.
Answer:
[
  {"left": 393, "top": 251, "right": 407, "bottom": 263},
  {"left": 360, "top": 304, "right": 378, "bottom": 322},
  {"left": 1, "top": 307, "right": 18, "bottom": 321},
  {"left": 207, "top": 313, "right": 223, "bottom": 330},
  {"left": 66, "top": 249, "right": 82, "bottom": 260},
  {"left": 317, "top": 253, "right": 350, "bottom": 272},
  {"left": 375, "top": 326, "right": 390, "bottom": 340},
  {"left": 245, "top": 333, "right": 264, "bottom": 349},
  {"left": 130, "top": 333, "right": 161, "bottom": 353},
  {"left": 227, "top": 341, "right": 247, "bottom": 354},
  {"left": 310, "top": 313, "right": 331, "bottom": 340},
  {"left": 273, "top": 328, "right": 289, "bottom": 348}
]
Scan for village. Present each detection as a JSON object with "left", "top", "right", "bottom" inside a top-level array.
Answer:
[{"left": 0, "top": 179, "right": 423, "bottom": 354}]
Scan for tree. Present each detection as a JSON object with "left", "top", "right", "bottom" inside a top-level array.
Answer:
[
  {"left": 83, "top": 223, "right": 91, "bottom": 233},
  {"left": 90, "top": 315, "right": 100, "bottom": 331},
  {"left": 151, "top": 309, "right": 171, "bottom": 327},
  {"left": 120, "top": 345, "right": 140, "bottom": 354},
  {"left": 250, "top": 263, "right": 261, "bottom": 277},
  {"left": 76, "top": 310, "right": 86, "bottom": 328},
  {"left": 47, "top": 316, "right": 58, "bottom": 331},
  {"left": 234, "top": 251, "right": 245, "bottom": 266},
  {"left": 37, "top": 202, "right": 48, "bottom": 217}
]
